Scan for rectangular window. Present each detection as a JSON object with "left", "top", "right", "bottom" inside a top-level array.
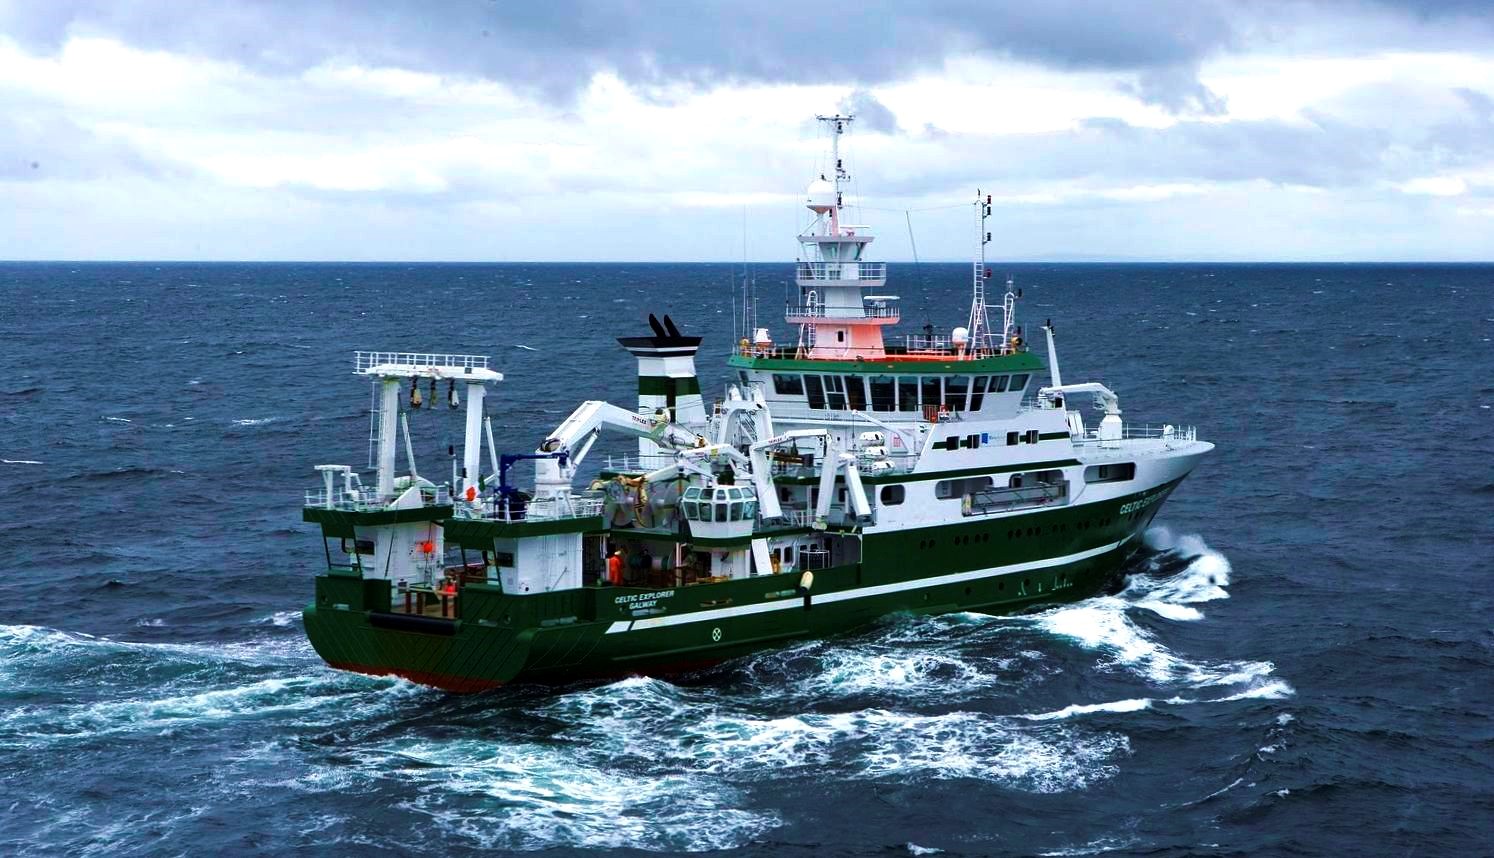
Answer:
[
  {"left": 968, "top": 376, "right": 989, "bottom": 411},
  {"left": 772, "top": 373, "right": 804, "bottom": 396},
  {"left": 944, "top": 375, "right": 969, "bottom": 411},
  {"left": 824, "top": 375, "right": 846, "bottom": 410},
  {"left": 879, "top": 484, "right": 906, "bottom": 505},
  {"left": 843, "top": 375, "right": 867, "bottom": 411},
  {"left": 1084, "top": 462, "right": 1137, "bottom": 483},
  {"left": 869, "top": 376, "right": 895, "bottom": 411},
  {"left": 804, "top": 375, "right": 826, "bottom": 409},
  {"left": 1010, "top": 374, "right": 1030, "bottom": 396},
  {"left": 935, "top": 476, "right": 994, "bottom": 499},
  {"left": 1006, "top": 431, "right": 1019, "bottom": 446},
  {"left": 494, "top": 551, "right": 516, "bottom": 567},
  {"left": 991, "top": 375, "right": 1009, "bottom": 393},
  {"left": 1025, "top": 429, "right": 1040, "bottom": 444},
  {"left": 922, "top": 377, "right": 941, "bottom": 411},
  {"left": 897, "top": 377, "right": 919, "bottom": 412},
  {"left": 352, "top": 538, "right": 376, "bottom": 555}
]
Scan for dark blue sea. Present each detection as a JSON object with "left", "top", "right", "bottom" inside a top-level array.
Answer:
[{"left": 1, "top": 261, "right": 1491, "bottom": 856}]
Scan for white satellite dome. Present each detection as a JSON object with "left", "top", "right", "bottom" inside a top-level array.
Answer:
[
  {"left": 951, "top": 326, "right": 970, "bottom": 346},
  {"left": 806, "top": 177, "right": 836, "bottom": 212}
]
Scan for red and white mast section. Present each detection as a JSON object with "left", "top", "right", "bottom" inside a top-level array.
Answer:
[{"left": 788, "top": 114, "right": 897, "bottom": 359}]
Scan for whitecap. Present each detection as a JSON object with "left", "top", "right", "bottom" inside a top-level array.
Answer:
[
  {"left": 2, "top": 459, "right": 42, "bottom": 465},
  {"left": 1019, "top": 698, "right": 1153, "bottom": 721},
  {"left": 232, "top": 417, "right": 278, "bottom": 427},
  {"left": 513, "top": 344, "right": 539, "bottom": 351},
  {"left": 378, "top": 737, "right": 778, "bottom": 852}
]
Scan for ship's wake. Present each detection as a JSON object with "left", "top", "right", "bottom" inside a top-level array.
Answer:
[{"left": 0, "top": 529, "right": 1291, "bottom": 854}]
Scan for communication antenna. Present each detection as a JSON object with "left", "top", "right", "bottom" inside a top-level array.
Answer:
[{"left": 967, "top": 190, "right": 997, "bottom": 357}]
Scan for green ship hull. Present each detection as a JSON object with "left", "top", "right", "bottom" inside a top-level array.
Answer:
[{"left": 303, "top": 478, "right": 1180, "bottom": 692}]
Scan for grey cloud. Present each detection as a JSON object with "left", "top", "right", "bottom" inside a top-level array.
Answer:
[
  {"left": 0, "top": 115, "right": 169, "bottom": 181},
  {"left": 841, "top": 90, "right": 898, "bottom": 134},
  {"left": 1119, "top": 64, "right": 1228, "bottom": 116},
  {"left": 1, "top": 0, "right": 1242, "bottom": 98}
]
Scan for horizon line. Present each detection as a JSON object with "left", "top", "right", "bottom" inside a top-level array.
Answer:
[{"left": 3, "top": 258, "right": 1493, "bottom": 265}]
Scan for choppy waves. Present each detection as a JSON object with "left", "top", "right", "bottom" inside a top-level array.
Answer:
[{"left": 0, "top": 530, "right": 1293, "bottom": 854}]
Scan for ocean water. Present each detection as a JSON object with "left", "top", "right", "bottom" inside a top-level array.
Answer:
[{"left": 1, "top": 261, "right": 1491, "bottom": 856}]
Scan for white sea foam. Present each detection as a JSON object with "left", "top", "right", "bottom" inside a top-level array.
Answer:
[
  {"left": 380, "top": 737, "right": 778, "bottom": 852},
  {"left": 1, "top": 459, "right": 43, "bottom": 465},
  {"left": 513, "top": 344, "right": 538, "bottom": 351},
  {"left": 1020, "top": 698, "right": 1153, "bottom": 721},
  {"left": 231, "top": 417, "right": 278, "bottom": 426}
]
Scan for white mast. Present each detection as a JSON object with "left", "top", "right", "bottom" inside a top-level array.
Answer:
[{"left": 967, "top": 191, "right": 997, "bottom": 358}]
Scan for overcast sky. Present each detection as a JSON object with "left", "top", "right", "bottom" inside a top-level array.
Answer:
[{"left": 2, "top": 1, "right": 1492, "bottom": 261}]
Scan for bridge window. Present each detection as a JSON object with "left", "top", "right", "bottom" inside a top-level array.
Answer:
[
  {"left": 969, "top": 376, "right": 989, "bottom": 411},
  {"left": 897, "top": 377, "right": 918, "bottom": 411},
  {"left": 991, "top": 375, "right": 1010, "bottom": 393},
  {"left": 1025, "top": 429, "right": 1039, "bottom": 444},
  {"left": 921, "top": 376, "right": 941, "bottom": 410},
  {"left": 843, "top": 376, "right": 867, "bottom": 411},
  {"left": 880, "top": 484, "right": 905, "bottom": 505},
  {"left": 1010, "top": 374, "right": 1030, "bottom": 395},
  {"left": 772, "top": 374, "right": 804, "bottom": 396},
  {"left": 869, "top": 376, "right": 895, "bottom": 411},
  {"left": 824, "top": 375, "right": 846, "bottom": 410},
  {"left": 944, "top": 375, "right": 969, "bottom": 411},
  {"left": 804, "top": 375, "right": 826, "bottom": 409},
  {"left": 1084, "top": 462, "right": 1136, "bottom": 483}
]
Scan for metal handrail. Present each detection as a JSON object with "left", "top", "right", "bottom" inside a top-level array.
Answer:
[
  {"left": 460, "top": 494, "right": 606, "bottom": 523},
  {"left": 305, "top": 484, "right": 450, "bottom": 510},
  {"left": 784, "top": 303, "right": 900, "bottom": 320},
  {"left": 354, "top": 351, "right": 489, "bottom": 374},
  {"left": 795, "top": 261, "right": 887, "bottom": 282},
  {"left": 1071, "top": 424, "right": 1199, "bottom": 444}
]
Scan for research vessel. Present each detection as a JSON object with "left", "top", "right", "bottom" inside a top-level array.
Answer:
[{"left": 301, "top": 115, "right": 1213, "bottom": 691}]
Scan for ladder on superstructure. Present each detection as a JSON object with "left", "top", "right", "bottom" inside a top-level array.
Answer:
[{"left": 967, "top": 191, "right": 997, "bottom": 357}]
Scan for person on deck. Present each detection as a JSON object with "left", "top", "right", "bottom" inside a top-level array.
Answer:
[{"left": 607, "top": 549, "right": 624, "bottom": 586}]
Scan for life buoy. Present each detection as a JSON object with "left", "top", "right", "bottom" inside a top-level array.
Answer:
[{"left": 465, "top": 485, "right": 477, "bottom": 502}]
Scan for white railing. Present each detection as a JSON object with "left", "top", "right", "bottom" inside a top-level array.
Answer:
[
  {"left": 1071, "top": 424, "right": 1199, "bottom": 445},
  {"left": 796, "top": 261, "right": 887, "bottom": 283},
  {"left": 601, "top": 453, "right": 678, "bottom": 473},
  {"left": 304, "top": 484, "right": 450, "bottom": 510},
  {"left": 461, "top": 493, "right": 606, "bottom": 523},
  {"left": 355, "top": 351, "right": 490, "bottom": 374},
  {"left": 784, "top": 303, "right": 900, "bottom": 321}
]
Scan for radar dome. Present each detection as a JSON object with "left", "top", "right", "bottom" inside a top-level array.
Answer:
[
  {"left": 806, "top": 178, "right": 836, "bottom": 212},
  {"left": 951, "top": 326, "right": 970, "bottom": 346}
]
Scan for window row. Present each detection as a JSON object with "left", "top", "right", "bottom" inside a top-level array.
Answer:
[{"left": 769, "top": 372, "right": 1030, "bottom": 412}]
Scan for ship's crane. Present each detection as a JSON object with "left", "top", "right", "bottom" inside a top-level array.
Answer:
[
  {"left": 748, "top": 429, "right": 871, "bottom": 524},
  {"left": 532, "top": 400, "right": 705, "bottom": 499}
]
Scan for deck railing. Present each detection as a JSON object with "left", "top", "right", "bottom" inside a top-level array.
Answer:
[
  {"left": 795, "top": 261, "right": 887, "bottom": 283},
  {"left": 460, "top": 493, "right": 606, "bottom": 523},
  {"left": 354, "top": 351, "right": 490, "bottom": 374},
  {"left": 1070, "top": 424, "right": 1199, "bottom": 444},
  {"left": 304, "top": 484, "right": 450, "bottom": 510},
  {"left": 784, "top": 303, "right": 900, "bottom": 322}
]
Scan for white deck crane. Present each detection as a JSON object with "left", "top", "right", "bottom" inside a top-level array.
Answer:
[{"left": 532, "top": 400, "right": 706, "bottom": 499}]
